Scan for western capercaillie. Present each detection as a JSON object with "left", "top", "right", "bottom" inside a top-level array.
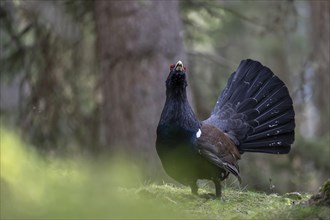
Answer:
[{"left": 156, "top": 60, "right": 295, "bottom": 198}]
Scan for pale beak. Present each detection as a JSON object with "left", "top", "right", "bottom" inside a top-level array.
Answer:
[{"left": 175, "top": 60, "right": 183, "bottom": 72}]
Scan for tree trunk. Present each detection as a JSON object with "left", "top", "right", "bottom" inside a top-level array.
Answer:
[
  {"left": 94, "top": 0, "right": 186, "bottom": 171},
  {"left": 310, "top": 0, "right": 330, "bottom": 137}
]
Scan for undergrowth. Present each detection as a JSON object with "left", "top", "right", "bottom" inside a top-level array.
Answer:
[{"left": 1, "top": 127, "right": 329, "bottom": 219}]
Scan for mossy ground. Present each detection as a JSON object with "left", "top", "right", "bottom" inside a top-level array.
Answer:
[
  {"left": 1, "top": 128, "right": 329, "bottom": 219},
  {"left": 134, "top": 184, "right": 330, "bottom": 220}
]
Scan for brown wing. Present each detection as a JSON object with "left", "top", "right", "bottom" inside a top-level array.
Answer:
[{"left": 196, "top": 123, "right": 241, "bottom": 182}]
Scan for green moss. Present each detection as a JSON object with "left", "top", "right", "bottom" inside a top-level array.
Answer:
[
  {"left": 283, "top": 192, "right": 303, "bottom": 200},
  {"left": 132, "top": 184, "right": 328, "bottom": 220},
  {"left": 321, "top": 180, "right": 330, "bottom": 193},
  {"left": 309, "top": 179, "right": 330, "bottom": 207},
  {"left": 273, "top": 206, "right": 330, "bottom": 220}
]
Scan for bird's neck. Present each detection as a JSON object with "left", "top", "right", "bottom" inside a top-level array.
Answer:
[
  {"left": 166, "top": 85, "right": 187, "bottom": 100},
  {"left": 160, "top": 87, "right": 200, "bottom": 129}
]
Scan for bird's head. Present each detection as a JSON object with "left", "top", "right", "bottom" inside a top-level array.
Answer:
[{"left": 166, "top": 60, "right": 187, "bottom": 89}]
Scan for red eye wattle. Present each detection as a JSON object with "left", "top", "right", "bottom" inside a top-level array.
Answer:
[
  {"left": 184, "top": 66, "right": 186, "bottom": 71},
  {"left": 170, "top": 64, "right": 175, "bottom": 70}
]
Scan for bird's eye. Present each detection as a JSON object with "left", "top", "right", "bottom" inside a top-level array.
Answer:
[{"left": 170, "top": 64, "right": 175, "bottom": 71}]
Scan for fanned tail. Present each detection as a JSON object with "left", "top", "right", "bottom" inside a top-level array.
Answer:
[{"left": 204, "top": 59, "right": 295, "bottom": 154}]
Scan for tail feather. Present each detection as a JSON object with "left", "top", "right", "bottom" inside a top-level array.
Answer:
[
  {"left": 245, "top": 69, "right": 273, "bottom": 96},
  {"left": 241, "top": 132, "right": 294, "bottom": 153},
  {"left": 255, "top": 86, "right": 291, "bottom": 112},
  {"left": 246, "top": 122, "right": 295, "bottom": 142},
  {"left": 254, "top": 97, "right": 293, "bottom": 125},
  {"left": 230, "top": 85, "right": 252, "bottom": 107},
  {"left": 253, "top": 76, "right": 284, "bottom": 101},
  {"left": 204, "top": 59, "right": 295, "bottom": 154}
]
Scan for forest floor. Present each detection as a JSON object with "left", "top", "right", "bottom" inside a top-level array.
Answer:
[
  {"left": 1, "top": 128, "right": 330, "bottom": 219},
  {"left": 132, "top": 184, "right": 330, "bottom": 219}
]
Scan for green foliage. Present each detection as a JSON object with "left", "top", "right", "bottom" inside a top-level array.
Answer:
[
  {"left": 2, "top": 127, "right": 329, "bottom": 219},
  {"left": 0, "top": 128, "right": 187, "bottom": 219}
]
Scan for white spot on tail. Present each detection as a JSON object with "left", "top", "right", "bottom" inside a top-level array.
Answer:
[{"left": 196, "top": 129, "right": 202, "bottom": 138}]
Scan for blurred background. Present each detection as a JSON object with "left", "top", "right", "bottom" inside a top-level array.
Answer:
[{"left": 1, "top": 0, "right": 329, "bottom": 195}]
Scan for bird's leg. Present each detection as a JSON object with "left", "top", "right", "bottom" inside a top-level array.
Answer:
[
  {"left": 214, "top": 179, "right": 222, "bottom": 199},
  {"left": 190, "top": 181, "right": 198, "bottom": 195}
]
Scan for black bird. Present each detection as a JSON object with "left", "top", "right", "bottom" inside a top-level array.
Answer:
[{"left": 156, "top": 59, "right": 295, "bottom": 198}]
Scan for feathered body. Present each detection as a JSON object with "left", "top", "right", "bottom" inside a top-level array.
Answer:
[{"left": 156, "top": 60, "right": 295, "bottom": 197}]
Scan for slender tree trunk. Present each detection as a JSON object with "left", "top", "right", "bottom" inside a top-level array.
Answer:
[
  {"left": 310, "top": 0, "right": 330, "bottom": 137},
  {"left": 94, "top": 0, "right": 186, "bottom": 171}
]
